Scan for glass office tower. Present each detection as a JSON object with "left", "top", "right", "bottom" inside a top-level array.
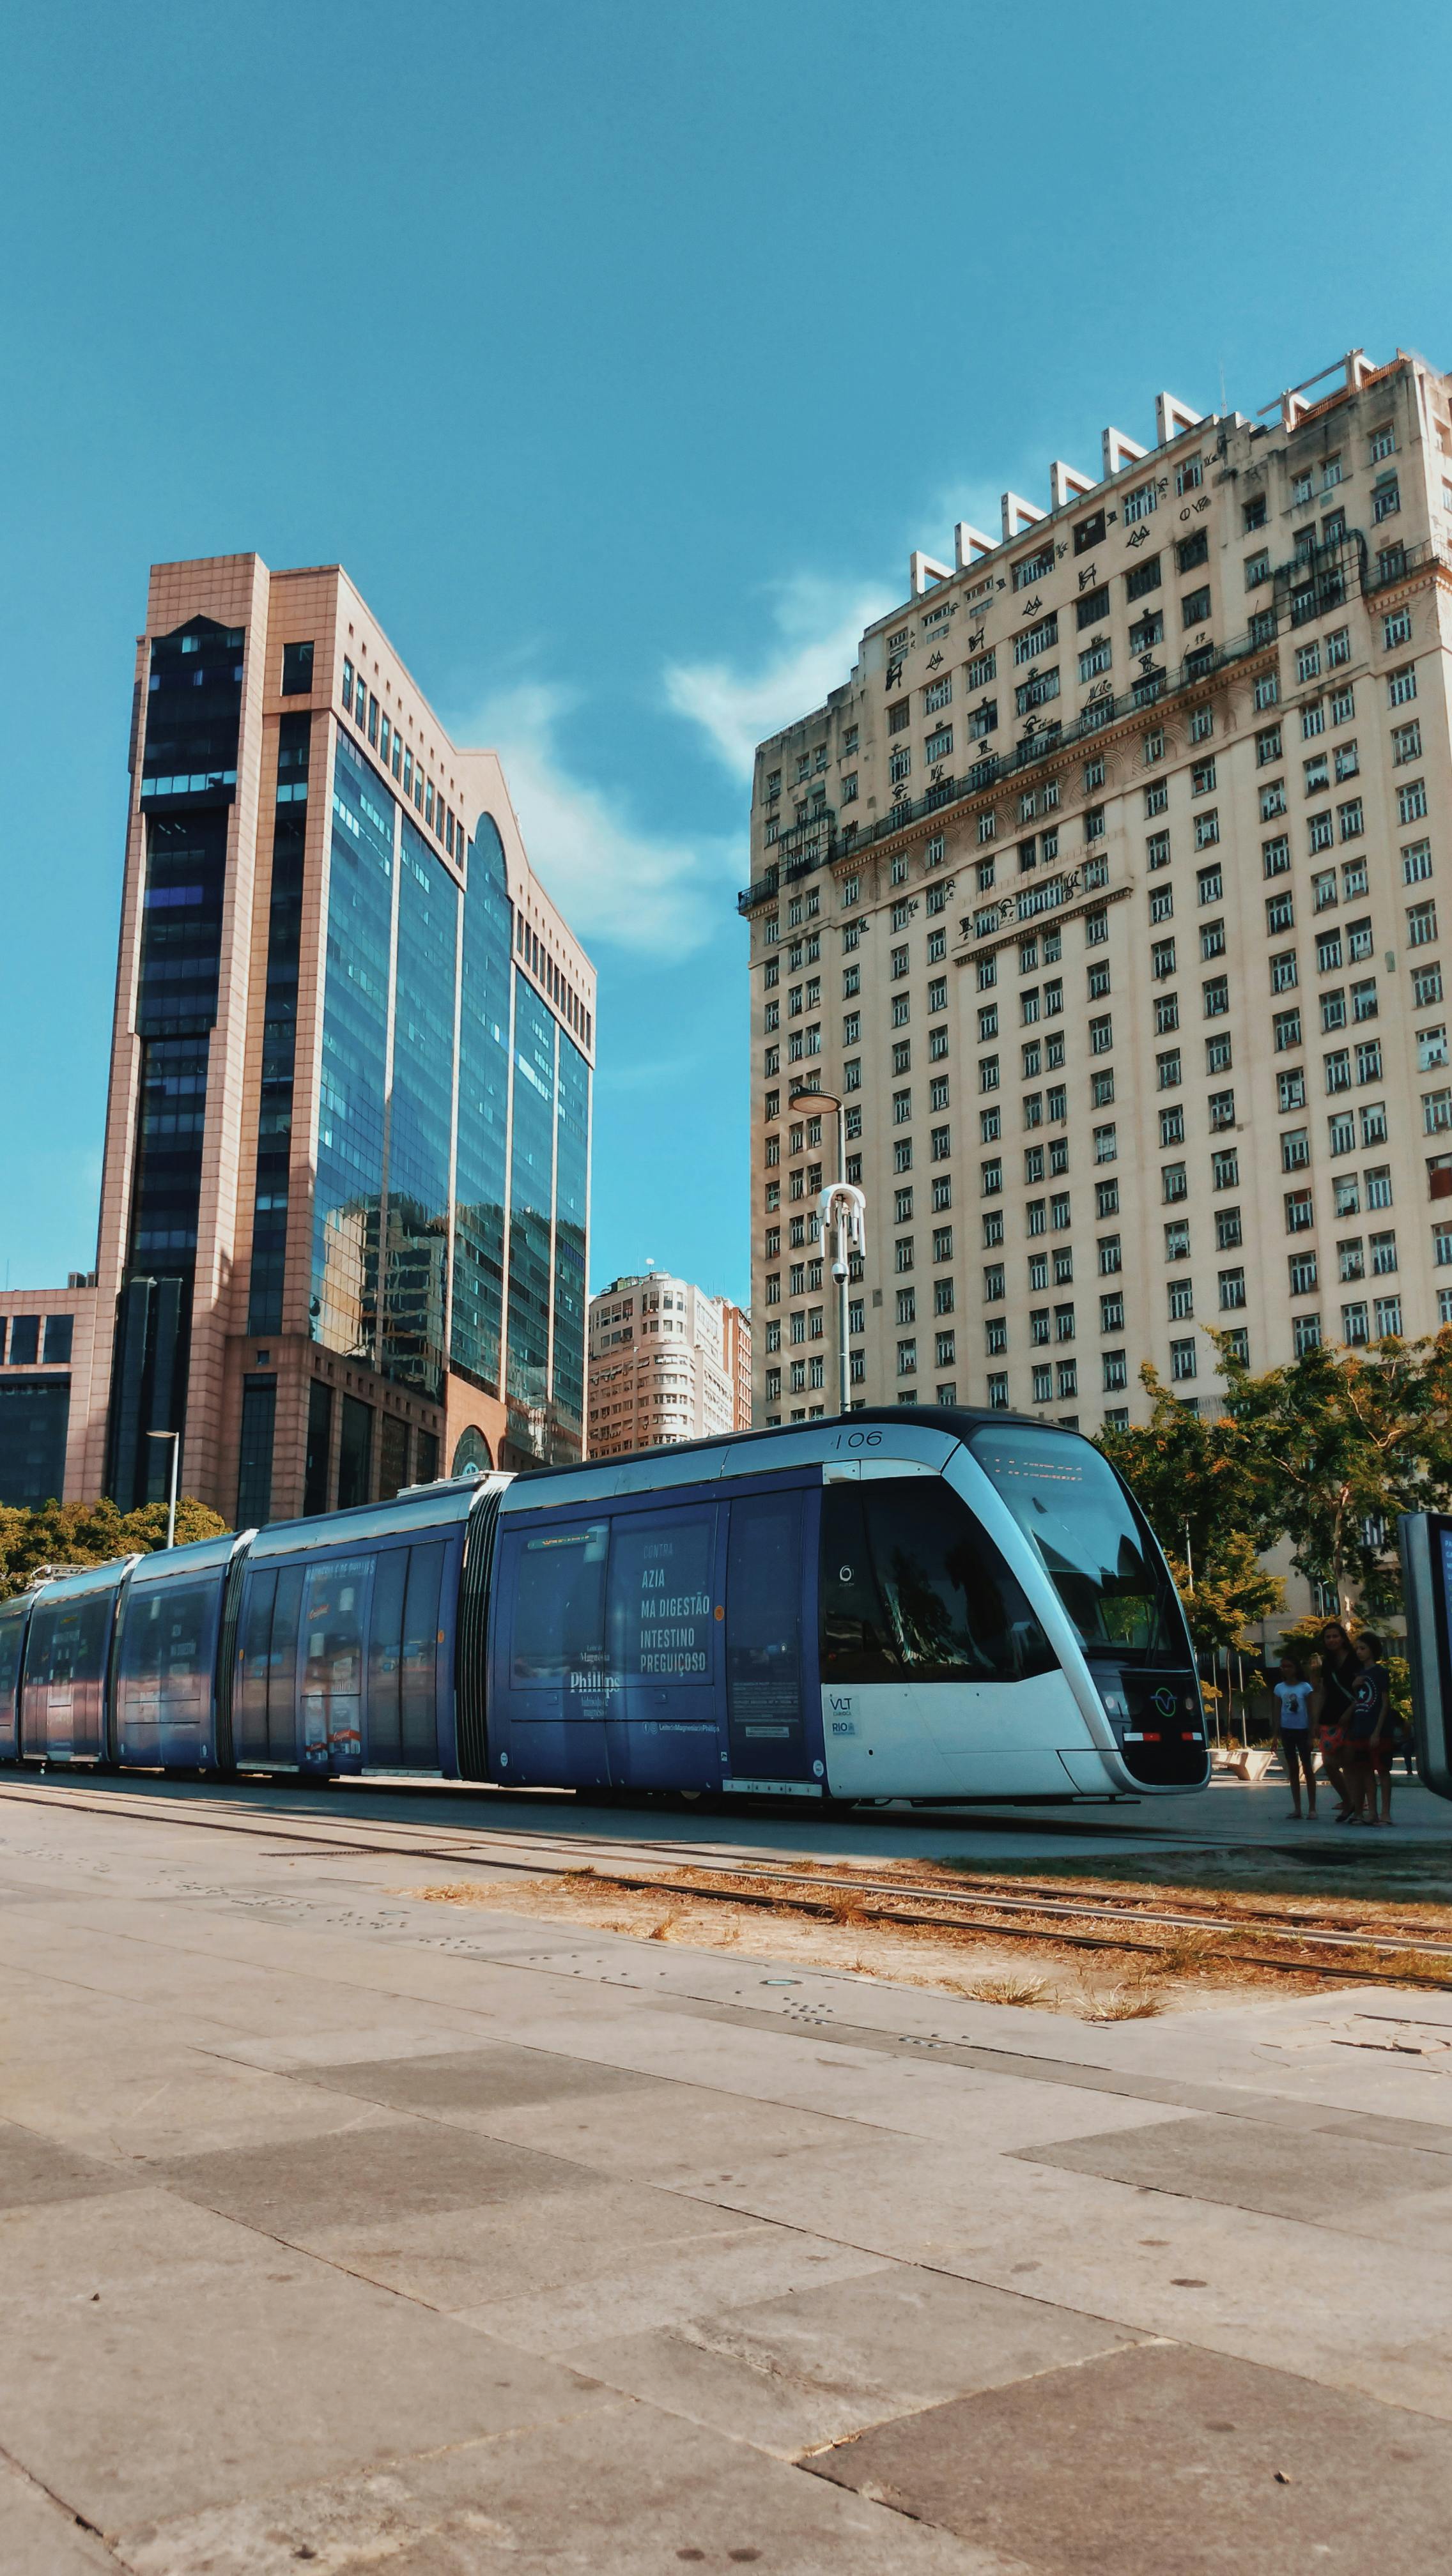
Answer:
[{"left": 85, "top": 555, "right": 595, "bottom": 1528}]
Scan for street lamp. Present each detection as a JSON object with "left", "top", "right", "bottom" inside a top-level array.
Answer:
[
  {"left": 146, "top": 1429, "right": 180, "bottom": 1550},
  {"left": 788, "top": 1084, "right": 868, "bottom": 1418}
]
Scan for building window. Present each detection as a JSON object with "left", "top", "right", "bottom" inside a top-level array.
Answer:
[{"left": 1170, "top": 1338, "right": 1197, "bottom": 1381}]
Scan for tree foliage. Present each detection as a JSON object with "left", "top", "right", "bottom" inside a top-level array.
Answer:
[
  {"left": 1162, "top": 1529, "right": 1284, "bottom": 1659},
  {"left": 1099, "top": 1330, "right": 1452, "bottom": 1630},
  {"left": 0, "top": 1498, "right": 228, "bottom": 1602}
]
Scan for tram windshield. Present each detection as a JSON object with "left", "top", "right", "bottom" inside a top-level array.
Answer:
[{"left": 968, "top": 1425, "right": 1182, "bottom": 1660}]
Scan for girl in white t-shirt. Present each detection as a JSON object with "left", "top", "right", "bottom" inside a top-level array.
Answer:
[{"left": 1274, "top": 1656, "right": 1317, "bottom": 1818}]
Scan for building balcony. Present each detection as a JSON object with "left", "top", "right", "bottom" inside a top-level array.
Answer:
[{"left": 736, "top": 532, "right": 1452, "bottom": 917}]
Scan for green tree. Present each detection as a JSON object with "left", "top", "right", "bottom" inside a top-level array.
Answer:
[
  {"left": 1097, "top": 1362, "right": 1279, "bottom": 1570},
  {"left": 1212, "top": 1328, "right": 1452, "bottom": 1618},
  {"left": 0, "top": 1496, "right": 227, "bottom": 1600},
  {"left": 1163, "top": 1528, "right": 1283, "bottom": 1659}
]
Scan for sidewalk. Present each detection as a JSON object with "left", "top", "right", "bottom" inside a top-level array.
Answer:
[{"left": 2, "top": 1782, "right": 1451, "bottom": 2573}]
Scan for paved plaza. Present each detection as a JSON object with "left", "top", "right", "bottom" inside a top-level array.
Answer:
[{"left": 2, "top": 1777, "right": 1451, "bottom": 2573}]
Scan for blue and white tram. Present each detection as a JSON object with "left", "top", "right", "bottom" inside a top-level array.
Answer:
[{"left": 0, "top": 1408, "right": 1208, "bottom": 1801}]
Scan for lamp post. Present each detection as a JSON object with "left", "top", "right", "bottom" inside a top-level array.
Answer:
[
  {"left": 788, "top": 1084, "right": 867, "bottom": 1419},
  {"left": 146, "top": 1429, "right": 180, "bottom": 1550}
]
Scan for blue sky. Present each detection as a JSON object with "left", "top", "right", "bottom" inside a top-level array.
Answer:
[{"left": 1, "top": 0, "right": 1449, "bottom": 1305}]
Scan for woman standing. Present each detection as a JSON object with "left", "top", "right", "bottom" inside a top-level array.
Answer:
[
  {"left": 1313, "top": 1620, "right": 1357, "bottom": 1821},
  {"left": 1273, "top": 1655, "right": 1317, "bottom": 1819},
  {"left": 1346, "top": 1633, "right": 1393, "bottom": 1825}
]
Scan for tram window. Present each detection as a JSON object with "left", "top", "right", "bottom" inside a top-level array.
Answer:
[
  {"left": 366, "top": 1549, "right": 409, "bottom": 1761},
  {"left": 236, "top": 1562, "right": 307, "bottom": 1758},
  {"left": 726, "top": 1495, "right": 803, "bottom": 1741},
  {"left": 821, "top": 1487, "right": 899, "bottom": 1681},
  {"left": 968, "top": 1425, "right": 1179, "bottom": 1657},
  {"left": 823, "top": 1479, "right": 1053, "bottom": 1684},
  {"left": 0, "top": 1606, "right": 26, "bottom": 1710},
  {"left": 608, "top": 1514, "right": 716, "bottom": 1682},
  {"left": 367, "top": 1544, "right": 445, "bottom": 1762},
  {"left": 303, "top": 1561, "right": 368, "bottom": 1689},
  {"left": 236, "top": 1572, "right": 277, "bottom": 1753},
  {"left": 511, "top": 1522, "right": 609, "bottom": 1684},
  {"left": 27, "top": 1595, "right": 111, "bottom": 1688},
  {"left": 118, "top": 1584, "right": 217, "bottom": 1717},
  {"left": 401, "top": 1544, "right": 444, "bottom": 1757}
]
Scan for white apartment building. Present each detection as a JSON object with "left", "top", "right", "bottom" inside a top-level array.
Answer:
[
  {"left": 743, "top": 347, "right": 1452, "bottom": 1453},
  {"left": 587, "top": 1273, "right": 751, "bottom": 1455}
]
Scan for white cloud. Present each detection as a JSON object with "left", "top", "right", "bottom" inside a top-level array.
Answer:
[
  {"left": 454, "top": 681, "right": 739, "bottom": 961},
  {"left": 664, "top": 572, "right": 892, "bottom": 781}
]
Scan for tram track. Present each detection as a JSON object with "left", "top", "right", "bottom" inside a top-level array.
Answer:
[{"left": 4, "top": 1773, "right": 1451, "bottom": 1984}]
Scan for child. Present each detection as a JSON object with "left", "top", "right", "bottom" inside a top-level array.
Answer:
[{"left": 1273, "top": 1655, "right": 1317, "bottom": 1819}]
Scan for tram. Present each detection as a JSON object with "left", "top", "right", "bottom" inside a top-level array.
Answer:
[{"left": 0, "top": 1407, "right": 1208, "bottom": 1802}]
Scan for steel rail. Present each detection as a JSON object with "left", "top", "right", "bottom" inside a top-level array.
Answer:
[{"left": 3, "top": 1776, "right": 1448, "bottom": 1972}]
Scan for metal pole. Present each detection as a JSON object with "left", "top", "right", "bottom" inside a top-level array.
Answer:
[{"left": 148, "top": 1429, "right": 180, "bottom": 1548}]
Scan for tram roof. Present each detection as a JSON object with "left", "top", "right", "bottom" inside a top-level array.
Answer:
[
  {"left": 508, "top": 1404, "right": 1050, "bottom": 1489},
  {"left": 491, "top": 1404, "right": 1071, "bottom": 1516}
]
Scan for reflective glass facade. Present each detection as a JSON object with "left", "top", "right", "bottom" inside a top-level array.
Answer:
[
  {"left": 109, "top": 615, "right": 242, "bottom": 1506},
  {"left": 314, "top": 730, "right": 394, "bottom": 1360},
  {"left": 385, "top": 817, "right": 458, "bottom": 1399},
  {"left": 553, "top": 1036, "right": 589, "bottom": 1436},
  {"left": 451, "top": 819, "right": 512, "bottom": 1394},
  {"left": 506, "top": 980, "right": 556, "bottom": 1421},
  {"left": 0, "top": 1379, "right": 70, "bottom": 1510},
  {"left": 310, "top": 760, "right": 590, "bottom": 1463},
  {"left": 247, "top": 714, "right": 309, "bottom": 1337}
]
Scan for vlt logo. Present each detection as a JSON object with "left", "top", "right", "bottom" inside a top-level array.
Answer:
[
  {"left": 828, "top": 1694, "right": 854, "bottom": 1715},
  {"left": 1152, "top": 1687, "right": 1177, "bottom": 1719}
]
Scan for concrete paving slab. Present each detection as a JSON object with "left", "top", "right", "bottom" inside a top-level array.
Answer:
[
  {"left": 304, "top": 2037, "right": 673, "bottom": 2113},
  {"left": 455, "top": 2225, "right": 888, "bottom": 2355},
  {"left": 451, "top": 2076, "right": 858, "bottom": 2184},
  {"left": 807, "top": 2338, "right": 1452, "bottom": 2575},
  {"left": 150, "top": 2115, "right": 594, "bottom": 2237},
  {"left": 293, "top": 2172, "right": 803, "bottom": 2311},
  {"left": 0, "top": 2115, "right": 143, "bottom": 2207},
  {"left": 0, "top": 2048, "right": 415, "bottom": 2164},
  {"left": 403, "top": 1994, "right": 1212, "bottom": 2151},
  {"left": 118, "top": 2395, "right": 998, "bottom": 2576},
  {"left": 649, "top": 2121, "right": 1452, "bottom": 2417},
  {"left": 1015, "top": 2108, "right": 1452, "bottom": 2223},
  {"left": 567, "top": 2264, "right": 1148, "bottom": 2457},
  {"left": 0, "top": 2458, "right": 118, "bottom": 2574},
  {"left": 0, "top": 2186, "right": 614, "bottom": 2533}
]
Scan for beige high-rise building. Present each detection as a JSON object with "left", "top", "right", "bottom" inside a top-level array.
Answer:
[
  {"left": 743, "top": 348, "right": 1452, "bottom": 1474},
  {"left": 587, "top": 1273, "right": 751, "bottom": 1455}
]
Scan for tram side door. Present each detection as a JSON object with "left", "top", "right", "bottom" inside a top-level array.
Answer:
[
  {"left": 604, "top": 1505, "right": 721, "bottom": 1792},
  {"left": 299, "top": 1557, "right": 373, "bottom": 1773},
  {"left": 724, "top": 1485, "right": 820, "bottom": 1789}
]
